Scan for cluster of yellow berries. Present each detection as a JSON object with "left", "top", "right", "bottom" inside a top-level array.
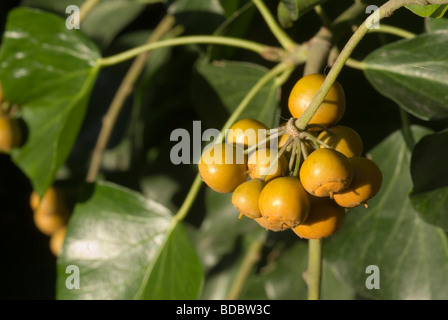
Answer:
[
  {"left": 29, "top": 187, "right": 70, "bottom": 256},
  {"left": 2, "top": 81, "right": 68, "bottom": 255},
  {"left": 198, "top": 74, "right": 382, "bottom": 240}
]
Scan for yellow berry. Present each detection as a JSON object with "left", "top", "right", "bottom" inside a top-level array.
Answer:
[
  {"left": 32, "top": 187, "right": 70, "bottom": 236},
  {"left": 333, "top": 157, "right": 383, "bottom": 208},
  {"left": 198, "top": 143, "right": 248, "bottom": 193},
  {"left": 258, "top": 177, "right": 310, "bottom": 231},
  {"left": 292, "top": 197, "right": 346, "bottom": 239},
  {"left": 227, "top": 118, "right": 269, "bottom": 148},
  {"left": 299, "top": 148, "right": 354, "bottom": 197},
  {"left": 318, "top": 125, "right": 363, "bottom": 158},
  {"left": 0, "top": 116, "right": 22, "bottom": 152},
  {"left": 288, "top": 74, "right": 345, "bottom": 129},
  {"left": 50, "top": 226, "right": 67, "bottom": 256},
  {"left": 248, "top": 148, "right": 289, "bottom": 182},
  {"left": 232, "top": 179, "right": 265, "bottom": 219}
]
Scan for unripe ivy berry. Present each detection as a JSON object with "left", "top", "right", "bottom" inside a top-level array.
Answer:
[
  {"left": 30, "top": 190, "right": 41, "bottom": 211},
  {"left": 227, "top": 118, "right": 269, "bottom": 148},
  {"left": 232, "top": 179, "right": 265, "bottom": 219},
  {"left": 333, "top": 156, "right": 383, "bottom": 208},
  {"left": 31, "top": 187, "right": 70, "bottom": 236},
  {"left": 254, "top": 215, "right": 287, "bottom": 232},
  {"left": 292, "top": 196, "right": 346, "bottom": 239},
  {"left": 0, "top": 116, "right": 22, "bottom": 152},
  {"left": 50, "top": 226, "right": 67, "bottom": 256},
  {"left": 288, "top": 74, "right": 345, "bottom": 129},
  {"left": 318, "top": 125, "right": 363, "bottom": 158},
  {"left": 248, "top": 148, "right": 289, "bottom": 182},
  {"left": 299, "top": 148, "right": 354, "bottom": 197},
  {"left": 198, "top": 143, "right": 248, "bottom": 193},
  {"left": 257, "top": 177, "right": 310, "bottom": 231}
]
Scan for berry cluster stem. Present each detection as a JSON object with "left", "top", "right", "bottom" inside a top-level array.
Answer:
[
  {"left": 305, "top": 239, "right": 323, "bottom": 300},
  {"left": 244, "top": 128, "right": 284, "bottom": 155},
  {"left": 260, "top": 136, "right": 290, "bottom": 181},
  {"left": 292, "top": 140, "right": 302, "bottom": 177}
]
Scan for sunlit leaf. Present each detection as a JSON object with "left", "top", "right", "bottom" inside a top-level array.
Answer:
[
  {"left": 56, "top": 181, "right": 203, "bottom": 300},
  {"left": 0, "top": 8, "right": 101, "bottom": 196},
  {"left": 363, "top": 32, "right": 448, "bottom": 121}
]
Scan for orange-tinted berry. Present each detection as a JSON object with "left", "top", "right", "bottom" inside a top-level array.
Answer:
[
  {"left": 299, "top": 148, "right": 353, "bottom": 197},
  {"left": 248, "top": 148, "right": 289, "bottom": 182},
  {"left": 258, "top": 177, "right": 310, "bottom": 231},
  {"left": 318, "top": 125, "right": 363, "bottom": 158},
  {"left": 288, "top": 74, "right": 345, "bottom": 129},
  {"left": 227, "top": 118, "right": 269, "bottom": 148},
  {"left": 198, "top": 143, "right": 248, "bottom": 193},
  {"left": 50, "top": 226, "right": 67, "bottom": 256},
  {"left": 232, "top": 179, "right": 265, "bottom": 219},
  {"left": 32, "top": 187, "right": 70, "bottom": 236},
  {"left": 333, "top": 156, "right": 382, "bottom": 208},
  {"left": 292, "top": 197, "right": 346, "bottom": 239},
  {"left": 0, "top": 116, "right": 22, "bottom": 152}
]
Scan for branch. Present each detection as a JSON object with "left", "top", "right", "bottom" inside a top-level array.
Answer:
[{"left": 86, "top": 15, "right": 176, "bottom": 182}]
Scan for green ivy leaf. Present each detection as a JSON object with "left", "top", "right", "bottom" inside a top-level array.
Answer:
[
  {"left": 21, "top": 0, "right": 82, "bottom": 12},
  {"left": 169, "top": 0, "right": 224, "bottom": 14},
  {"left": 410, "top": 130, "right": 448, "bottom": 231},
  {"left": 277, "top": 0, "right": 330, "bottom": 28},
  {"left": 21, "top": 0, "right": 145, "bottom": 49},
  {"left": 406, "top": 4, "right": 448, "bottom": 18},
  {"left": 207, "top": 1, "right": 256, "bottom": 62},
  {"left": 79, "top": 0, "right": 145, "bottom": 49},
  {"left": 56, "top": 181, "right": 203, "bottom": 300},
  {"left": 425, "top": 16, "right": 448, "bottom": 32},
  {"left": 168, "top": 0, "right": 225, "bottom": 34},
  {"left": 277, "top": 0, "right": 299, "bottom": 29},
  {"left": 0, "top": 8, "right": 101, "bottom": 196},
  {"left": 363, "top": 31, "right": 448, "bottom": 121},
  {"left": 191, "top": 60, "right": 280, "bottom": 129},
  {"left": 325, "top": 126, "right": 448, "bottom": 300}
]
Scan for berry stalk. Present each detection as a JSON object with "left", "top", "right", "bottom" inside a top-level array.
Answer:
[{"left": 305, "top": 238, "right": 322, "bottom": 300}]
